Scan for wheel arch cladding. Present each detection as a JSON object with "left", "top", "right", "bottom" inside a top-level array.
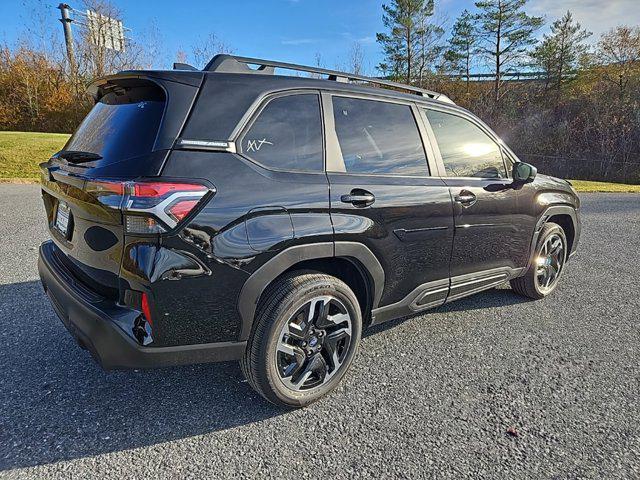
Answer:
[
  {"left": 528, "top": 205, "right": 579, "bottom": 266},
  {"left": 237, "top": 242, "right": 384, "bottom": 341},
  {"left": 547, "top": 214, "right": 575, "bottom": 253},
  {"left": 280, "top": 256, "right": 373, "bottom": 323}
]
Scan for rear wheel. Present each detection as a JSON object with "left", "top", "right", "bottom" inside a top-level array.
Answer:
[
  {"left": 511, "top": 222, "right": 567, "bottom": 299},
  {"left": 240, "top": 272, "right": 362, "bottom": 408}
]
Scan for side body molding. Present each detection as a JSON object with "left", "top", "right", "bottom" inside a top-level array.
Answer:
[{"left": 237, "top": 241, "right": 385, "bottom": 340}]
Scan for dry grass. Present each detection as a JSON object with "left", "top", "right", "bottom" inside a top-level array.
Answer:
[{"left": 570, "top": 180, "right": 640, "bottom": 193}]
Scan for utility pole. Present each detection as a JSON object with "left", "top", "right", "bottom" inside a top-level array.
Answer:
[{"left": 58, "top": 3, "right": 77, "bottom": 75}]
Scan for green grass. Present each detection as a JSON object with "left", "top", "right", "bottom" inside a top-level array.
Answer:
[
  {"left": 569, "top": 180, "right": 640, "bottom": 193},
  {"left": 0, "top": 131, "right": 70, "bottom": 181}
]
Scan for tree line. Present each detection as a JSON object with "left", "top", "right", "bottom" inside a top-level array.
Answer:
[
  {"left": 376, "top": 0, "right": 640, "bottom": 183},
  {"left": 1, "top": 0, "right": 639, "bottom": 182}
]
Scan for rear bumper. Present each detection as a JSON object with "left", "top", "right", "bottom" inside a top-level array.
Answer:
[{"left": 38, "top": 241, "right": 245, "bottom": 370}]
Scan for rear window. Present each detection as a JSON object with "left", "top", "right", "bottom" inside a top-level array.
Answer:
[
  {"left": 64, "top": 87, "right": 165, "bottom": 165},
  {"left": 240, "top": 93, "right": 323, "bottom": 172}
]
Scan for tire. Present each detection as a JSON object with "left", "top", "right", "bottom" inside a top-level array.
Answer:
[
  {"left": 510, "top": 222, "right": 568, "bottom": 300},
  {"left": 240, "top": 271, "right": 362, "bottom": 408}
]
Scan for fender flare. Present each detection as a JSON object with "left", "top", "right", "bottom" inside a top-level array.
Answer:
[
  {"left": 528, "top": 205, "right": 579, "bottom": 264},
  {"left": 237, "top": 242, "right": 385, "bottom": 340}
]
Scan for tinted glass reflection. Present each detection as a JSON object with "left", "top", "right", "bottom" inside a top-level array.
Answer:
[
  {"left": 424, "top": 109, "right": 506, "bottom": 178},
  {"left": 332, "top": 97, "right": 428, "bottom": 176},
  {"left": 241, "top": 94, "right": 323, "bottom": 172}
]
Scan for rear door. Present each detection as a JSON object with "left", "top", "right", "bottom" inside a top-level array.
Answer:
[
  {"left": 422, "top": 107, "right": 529, "bottom": 300},
  {"left": 324, "top": 93, "right": 454, "bottom": 313}
]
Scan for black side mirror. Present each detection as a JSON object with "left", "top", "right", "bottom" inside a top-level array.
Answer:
[{"left": 513, "top": 162, "right": 537, "bottom": 184}]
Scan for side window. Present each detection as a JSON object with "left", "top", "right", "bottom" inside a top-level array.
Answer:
[
  {"left": 424, "top": 109, "right": 506, "bottom": 179},
  {"left": 332, "top": 96, "right": 429, "bottom": 176},
  {"left": 241, "top": 94, "right": 323, "bottom": 172}
]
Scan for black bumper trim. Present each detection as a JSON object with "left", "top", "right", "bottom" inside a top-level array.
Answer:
[{"left": 38, "top": 241, "right": 246, "bottom": 370}]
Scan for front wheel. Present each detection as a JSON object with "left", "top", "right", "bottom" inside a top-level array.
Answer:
[
  {"left": 511, "top": 222, "right": 567, "bottom": 299},
  {"left": 240, "top": 272, "right": 362, "bottom": 408}
]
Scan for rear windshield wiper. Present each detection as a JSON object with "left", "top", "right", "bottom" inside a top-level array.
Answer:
[{"left": 57, "top": 150, "right": 103, "bottom": 164}]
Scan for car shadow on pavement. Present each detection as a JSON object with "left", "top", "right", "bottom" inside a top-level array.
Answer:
[
  {"left": 1, "top": 281, "right": 531, "bottom": 470},
  {"left": 0, "top": 280, "right": 286, "bottom": 471}
]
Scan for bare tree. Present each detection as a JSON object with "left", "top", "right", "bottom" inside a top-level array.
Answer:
[
  {"left": 191, "top": 33, "right": 234, "bottom": 69},
  {"left": 596, "top": 26, "right": 640, "bottom": 98},
  {"left": 175, "top": 49, "right": 188, "bottom": 65},
  {"left": 348, "top": 42, "right": 365, "bottom": 75},
  {"left": 74, "top": 0, "right": 151, "bottom": 80}
]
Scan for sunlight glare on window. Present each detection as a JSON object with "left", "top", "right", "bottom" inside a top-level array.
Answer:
[{"left": 462, "top": 142, "right": 494, "bottom": 158}]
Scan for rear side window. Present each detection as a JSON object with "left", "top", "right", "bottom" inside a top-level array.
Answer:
[
  {"left": 241, "top": 94, "right": 323, "bottom": 172},
  {"left": 332, "top": 97, "right": 428, "bottom": 176},
  {"left": 424, "top": 109, "right": 506, "bottom": 179},
  {"left": 64, "top": 87, "right": 165, "bottom": 164}
]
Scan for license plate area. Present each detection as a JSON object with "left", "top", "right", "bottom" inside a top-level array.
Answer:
[{"left": 55, "top": 201, "right": 72, "bottom": 238}]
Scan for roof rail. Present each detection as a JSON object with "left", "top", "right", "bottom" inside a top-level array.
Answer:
[{"left": 204, "top": 54, "right": 455, "bottom": 104}]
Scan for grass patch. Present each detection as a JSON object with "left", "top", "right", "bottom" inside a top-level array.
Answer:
[
  {"left": 570, "top": 180, "right": 640, "bottom": 193},
  {"left": 0, "top": 131, "right": 70, "bottom": 181}
]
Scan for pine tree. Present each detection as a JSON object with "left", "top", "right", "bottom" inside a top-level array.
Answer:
[
  {"left": 532, "top": 11, "right": 591, "bottom": 91},
  {"left": 474, "top": 0, "right": 543, "bottom": 101},
  {"left": 444, "top": 10, "right": 477, "bottom": 93},
  {"left": 376, "top": 0, "right": 442, "bottom": 83}
]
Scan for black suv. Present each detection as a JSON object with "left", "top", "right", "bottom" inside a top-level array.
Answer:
[{"left": 38, "top": 55, "right": 581, "bottom": 407}]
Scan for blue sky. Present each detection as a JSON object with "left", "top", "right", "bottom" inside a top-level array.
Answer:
[{"left": 4, "top": 0, "right": 640, "bottom": 73}]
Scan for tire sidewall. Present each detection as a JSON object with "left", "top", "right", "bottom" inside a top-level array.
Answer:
[
  {"left": 261, "top": 277, "right": 362, "bottom": 407},
  {"left": 532, "top": 224, "right": 567, "bottom": 297}
]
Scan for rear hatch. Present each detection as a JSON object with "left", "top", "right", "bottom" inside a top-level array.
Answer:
[{"left": 40, "top": 72, "right": 203, "bottom": 298}]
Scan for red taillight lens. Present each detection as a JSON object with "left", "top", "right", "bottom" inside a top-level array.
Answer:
[
  {"left": 141, "top": 292, "right": 153, "bottom": 326},
  {"left": 86, "top": 179, "right": 212, "bottom": 233},
  {"left": 133, "top": 182, "right": 207, "bottom": 198},
  {"left": 167, "top": 200, "right": 200, "bottom": 222}
]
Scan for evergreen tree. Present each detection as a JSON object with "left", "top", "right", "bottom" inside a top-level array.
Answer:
[
  {"left": 444, "top": 10, "right": 477, "bottom": 93},
  {"left": 474, "top": 0, "right": 543, "bottom": 101},
  {"left": 376, "top": 0, "right": 442, "bottom": 83},
  {"left": 532, "top": 11, "right": 591, "bottom": 91}
]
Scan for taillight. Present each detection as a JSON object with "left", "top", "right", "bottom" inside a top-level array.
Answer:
[
  {"left": 86, "top": 179, "right": 212, "bottom": 234},
  {"left": 141, "top": 292, "right": 153, "bottom": 326}
]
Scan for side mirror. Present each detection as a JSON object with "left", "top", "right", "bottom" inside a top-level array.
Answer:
[{"left": 512, "top": 162, "right": 537, "bottom": 184}]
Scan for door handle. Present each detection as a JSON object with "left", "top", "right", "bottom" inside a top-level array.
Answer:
[
  {"left": 341, "top": 189, "right": 375, "bottom": 207},
  {"left": 454, "top": 190, "right": 477, "bottom": 207}
]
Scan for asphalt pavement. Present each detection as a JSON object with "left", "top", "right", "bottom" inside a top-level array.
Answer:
[{"left": 0, "top": 184, "right": 638, "bottom": 479}]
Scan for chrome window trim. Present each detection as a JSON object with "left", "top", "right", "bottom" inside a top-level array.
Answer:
[{"left": 175, "top": 139, "right": 237, "bottom": 153}]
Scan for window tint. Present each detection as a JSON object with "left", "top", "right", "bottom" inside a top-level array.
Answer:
[
  {"left": 65, "top": 88, "right": 165, "bottom": 165},
  {"left": 241, "top": 94, "right": 323, "bottom": 172},
  {"left": 424, "top": 109, "right": 506, "bottom": 178},
  {"left": 332, "top": 97, "right": 428, "bottom": 176}
]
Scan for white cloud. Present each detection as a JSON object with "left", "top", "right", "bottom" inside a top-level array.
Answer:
[
  {"left": 281, "top": 38, "right": 318, "bottom": 45},
  {"left": 529, "top": 0, "right": 640, "bottom": 39}
]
